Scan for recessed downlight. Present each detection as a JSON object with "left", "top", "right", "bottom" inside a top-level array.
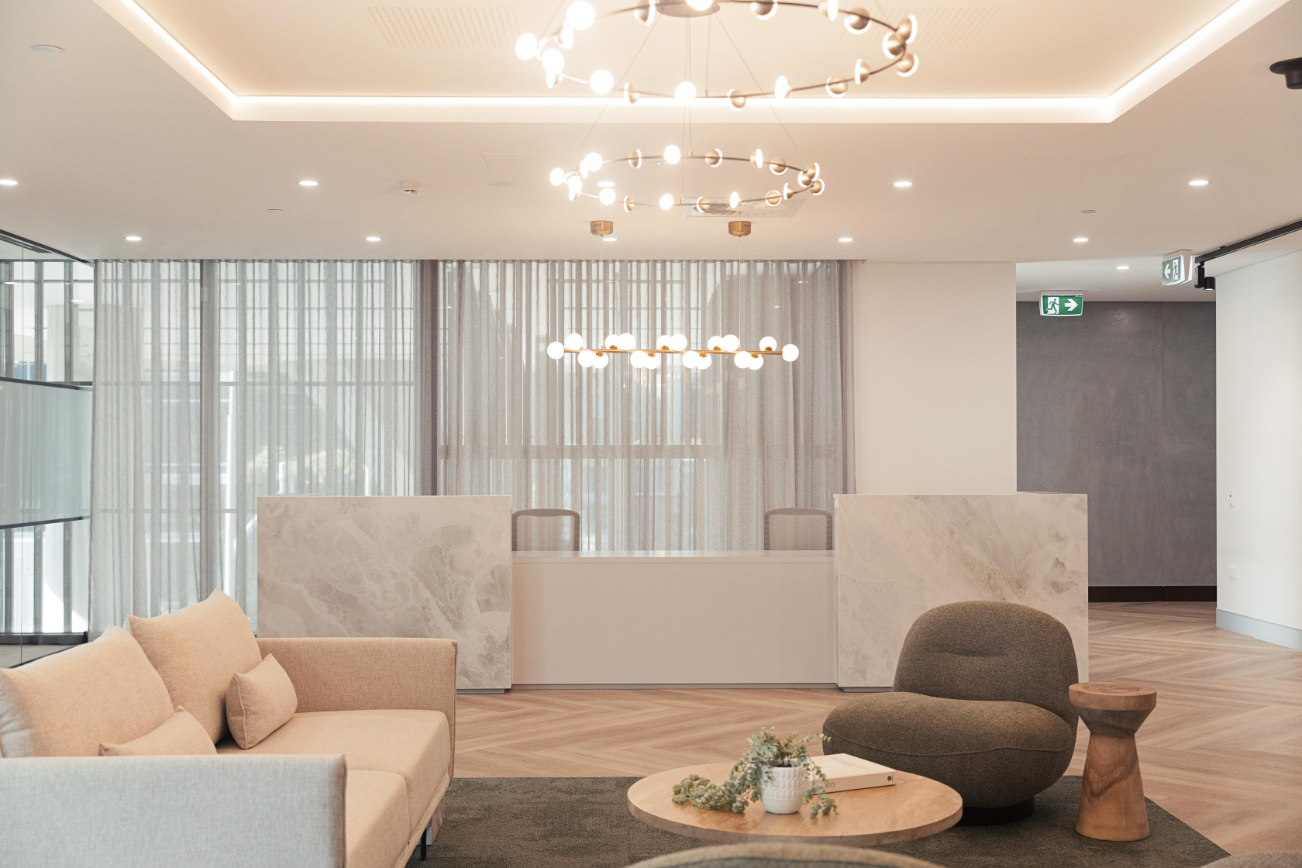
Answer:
[
  {"left": 1189, "top": 179, "right": 1209, "bottom": 187},
  {"left": 31, "top": 45, "right": 63, "bottom": 53},
  {"left": 299, "top": 179, "right": 318, "bottom": 187},
  {"left": 597, "top": 180, "right": 616, "bottom": 188},
  {"left": 0, "top": 179, "right": 17, "bottom": 187},
  {"left": 893, "top": 180, "right": 913, "bottom": 188},
  {"left": 1117, "top": 265, "right": 1130, "bottom": 270},
  {"left": 366, "top": 236, "right": 381, "bottom": 242},
  {"left": 1073, "top": 237, "right": 1088, "bottom": 243},
  {"left": 267, "top": 208, "right": 284, "bottom": 213},
  {"left": 125, "top": 235, "right": 141, "bottom": 242},
  {"left": 839, "top": 237, "right": 853, "bottom": 242},
  {"left": 603, "top": 237, "right": 617, "bottom": 242}
]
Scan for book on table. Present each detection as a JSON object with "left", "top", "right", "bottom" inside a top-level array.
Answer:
[{"left": 810, "top": 754, "right": 897, "bottom": 792}]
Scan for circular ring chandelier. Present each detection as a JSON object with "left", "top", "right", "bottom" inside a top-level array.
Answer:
[
  {"left": 550, "top": 147, "right": 825, "bottom": 212},
  {"left": 514, "top": 1, "right": 920, "bottom": 104}
]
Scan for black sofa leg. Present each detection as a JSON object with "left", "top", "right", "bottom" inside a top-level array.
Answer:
[{"left": 421, "top": 837, "right": 427, "bottom": 861}]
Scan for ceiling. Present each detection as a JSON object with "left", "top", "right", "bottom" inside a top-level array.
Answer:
[{"left": 0, "top": 0, "right": 1299, "bottom": 278}]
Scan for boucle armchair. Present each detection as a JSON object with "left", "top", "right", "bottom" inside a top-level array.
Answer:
[{"left": 823, "top": 601, "right": 1079, "bottom": 824}]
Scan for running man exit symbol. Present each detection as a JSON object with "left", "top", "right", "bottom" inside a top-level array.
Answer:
[{"left": 1040, "top": 293, "right": 1084, "bottom": 317}]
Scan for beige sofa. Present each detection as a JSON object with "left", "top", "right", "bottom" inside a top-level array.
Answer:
[{"left": 0, "top": 591, "right": 456, "bottom": 868}]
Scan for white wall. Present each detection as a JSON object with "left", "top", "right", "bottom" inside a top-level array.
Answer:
[
  {"left": 1217, "top": 250, "right": 1302, "bottom": 647},
  {"left": 851, "top": 262, "right": 1017, "bottom": 495}
]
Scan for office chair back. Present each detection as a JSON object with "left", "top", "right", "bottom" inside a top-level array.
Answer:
[
  {"left": 511, "top": 509, "right": 581, "bottom": 552},
  {"left": 763, "top": 508, "right": 834, "bottom": 551}
]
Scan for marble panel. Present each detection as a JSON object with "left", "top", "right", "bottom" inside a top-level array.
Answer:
[
  {"left": 836, "top": 493, "right": 1088, "bottom": 688},
  {"left": 257, "top": 495, "right": 512, "bottom": 690}
]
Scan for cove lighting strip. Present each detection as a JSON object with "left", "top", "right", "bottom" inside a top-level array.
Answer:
[{"left": 95, "top": 0, "right": 1288, "bottom": 125}]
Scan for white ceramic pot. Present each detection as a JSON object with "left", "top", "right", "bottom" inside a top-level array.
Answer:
[{"left": 760, "top": 764, "right": 807, "bottom": 815}]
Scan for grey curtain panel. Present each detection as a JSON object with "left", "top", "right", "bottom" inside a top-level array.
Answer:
[
  {"left": 436, "top": 260, "right": 851, "bottom": 551},
  {"left": 90, "top": 260, "right": 421, "bottom": 631}
]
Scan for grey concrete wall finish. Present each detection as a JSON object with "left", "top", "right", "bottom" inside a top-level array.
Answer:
[{"left": 1017, "top": 302, "right": 1216, "bottom": 587}]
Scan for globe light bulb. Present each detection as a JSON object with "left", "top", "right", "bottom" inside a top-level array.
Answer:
[
  {"left": 604, "top": 334, "right": 621, "bottom": 349},
  {"left": 900, "top": 14, "right": 918, "bottom": 43},
  {"left": 560, "top": 27, "right": 574, "bottom": 48},
  {"left": 542, "top": 47, "right": 565, "bottom": 74},
  {"left": 752, "top": 0, "right": 777, "bottom": 20},
  {"left": 657, "top": 334, "right": 672, "bottom": 350},
  {"left": 730, "top": 191, "right": 740, "bottom": 208},
  {"left": 759, "top": 336, "right": 778, "bottom": 351},
  {"left": 734, "top": 350, "right": 750, "bottom": 369},
  {"left": 578, "top": 349, "right": 596, "bottom": 367},
  {"left": 565, "top": 333, "right": 584, "bottom": 350},
  {"left": 515, "top": 33, "right": 539, "bottom": 60},
  {"left": 674, "top": 81, "right": 697, "bottom": 103},
  {"left": 683, "top": 351, "right": 698, "bottom": 369},
  {"left": 567, "top": 176, "right": 583, "bottom": 198},
  {"left": 663, "top": 144, "right": 681, "bottom": 165},
  {"left": 659, "top": 193, "right": 675, "bottom": 210},
  {"left": 669, "top": 334, "right": 688, "bottom": 352},
  {"left": 722, "top": 334, "right": 741, "bottom": 353},
  {"left": 896, "top": 53, "right": 918, "bottom": 77},
  {"left": 646, "top": 353, "right": 661, "bottom": 369},
  {"left": 589, "top": 69, "right": 614, "bottom": 94},
  {"left": 550, "top": 167, "right": 565, "bottom": 186},
  {"left": 547, "top": 341, "right": 565, "bottom": 359},
  {"left": 566, "top": 0, "right": 597, "bottom": 30},
  {"left": 820, "top": 0, "right": 838, "bottom": 20},
  {"left": 696, "top": 352, "right": 712, "bottom": 369},
  {"left": 775, "top": 76, "right": 791, "bottom": 99},
  {"left": 594, "top": 352, "right": 610, "bottom": 368},
  {"left": 582, "top": 152, "right": 603, "bottom": 172},
  {"left": 749, "top": 354, "right": 764, "bottom": 370},
  {"left": 631, "top": 350, "right": 647, "bottom": 368},
  {"left": 599, "top": 188, "right": 615, "bottom": 205},
  {"left": 618, "top": 332, "right": 635, "bottom": 350},
  {"left": 751, "top": 148, "right": 764, "bottom": 168},
  {"left": 708, "top": 335, "right": 724, "bottom": 350},
  {"left": 782, "top": 343, "right": 799, "bottom": 361}
]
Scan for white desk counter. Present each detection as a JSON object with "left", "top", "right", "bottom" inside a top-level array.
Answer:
[{"left": 511, "top": 551, "right": 836, "bottom": 687}]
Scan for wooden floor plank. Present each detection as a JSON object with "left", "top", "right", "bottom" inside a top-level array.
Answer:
[{"left": 455, "top": 602, "right": 1302, "bottom": 854}]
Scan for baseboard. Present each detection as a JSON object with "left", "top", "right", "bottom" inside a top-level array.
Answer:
[
  {"left": 1089, "top": 586, "right": 1216, "bottom": 602},
  {"left": 1217, "top": 609, "right": 1302, "bottom": 651},
  {"left": 509, "top": 682, "right": 840, "bottom": 690}
]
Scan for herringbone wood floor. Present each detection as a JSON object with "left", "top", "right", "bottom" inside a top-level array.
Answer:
[{"left": 456, "top": 602, "right": 1302, "bottom": 854}]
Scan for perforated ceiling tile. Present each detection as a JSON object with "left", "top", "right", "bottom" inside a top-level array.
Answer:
[{"left": 368, "top": 6, "right": 520, "bottom": 48}]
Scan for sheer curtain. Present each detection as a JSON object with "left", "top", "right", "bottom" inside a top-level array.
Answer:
[
  {"left": 90, "top": 260, "right": 421, "bottom": 631},
  {"left": 437, "top": 260, "right": 850, "bottom": 551}
]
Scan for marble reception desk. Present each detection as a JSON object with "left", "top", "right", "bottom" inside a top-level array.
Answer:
[
  {"left": 835, "top": 493, "right": 1089, "bottom": 688},
  {"left": 256, "top": 492, "right": 1087, "bottom": 690},
  {"left": 257, "top": 496, "right": 512, "bottom": 690}
]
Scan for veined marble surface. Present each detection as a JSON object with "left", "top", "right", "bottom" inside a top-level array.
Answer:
[
  {"left": 835, "top": 493, "right": 1088, "bottom": 688},
  {"left": 257, "top": 496, "right": 512, "bottom": 690}
]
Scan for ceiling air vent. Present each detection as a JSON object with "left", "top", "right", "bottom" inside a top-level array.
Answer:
[
  {"left": 368, "top": 6, "right": 520, "bottom": 48},
  {"left": 868, "top": 7, "right": 999, "bottom": 49}
]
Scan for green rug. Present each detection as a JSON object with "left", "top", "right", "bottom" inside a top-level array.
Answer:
[{"left": 410, "top": 776, "right": 1227, "bottom": 868}]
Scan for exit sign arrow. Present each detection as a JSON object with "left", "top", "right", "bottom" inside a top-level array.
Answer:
[{"left": 1040, "top": 293, "right": 1084, "bottom": 317}]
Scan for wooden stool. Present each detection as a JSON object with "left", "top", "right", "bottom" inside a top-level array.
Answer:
[{"left": 1069, "top": 682, "right": 1157, "bottom": 841}]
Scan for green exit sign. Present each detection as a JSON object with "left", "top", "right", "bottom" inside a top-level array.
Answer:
[
  {"left": 1162, "top": 250, "right": 1193, "bottom": 286},
  {"left": 1040, "top": 293, "right": 1083, "bottom": 317}
]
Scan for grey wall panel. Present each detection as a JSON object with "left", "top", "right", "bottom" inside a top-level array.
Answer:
[{"left": 1017, "top": 302, "right": 1215, "bottom": 587}]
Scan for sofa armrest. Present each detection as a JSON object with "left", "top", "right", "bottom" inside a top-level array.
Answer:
[
  {"left": 257, "top": 637, "right": 457, "bottom": 772},
  {"left": 0, "top": 754, "right": 345, "bottom": 868}
]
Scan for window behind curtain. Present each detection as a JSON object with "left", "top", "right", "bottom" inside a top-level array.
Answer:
[{"left": 437, "top": 260, "right": 849, "bottom": 551}]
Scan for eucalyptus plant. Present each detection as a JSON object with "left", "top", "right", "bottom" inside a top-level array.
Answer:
[{"left": 671, "top": 729, "right": 837, "bottom": 818}]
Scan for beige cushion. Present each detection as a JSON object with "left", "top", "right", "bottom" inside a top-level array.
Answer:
[
  {"left": 346, "top": 770, "right": 410, "bottom": 868},
  {"left": 218, "top": 709, "right": 451, "bottom": 836},
  {"left": 129, "top": 589, "right": 262, "bottom": 744},
  {"left": 0, "top": 626, "right": 173, "bottom": 757},
  {"left": 227, "top": 654, "right": 298, "bottom": 749},
  {"left": 100, "top": 708, "right": 217, "bottom": 756}
]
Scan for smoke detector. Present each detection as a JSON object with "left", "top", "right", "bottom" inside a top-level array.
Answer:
[{"left": 401, "top": 180, "right": 421, "bottom": 195}]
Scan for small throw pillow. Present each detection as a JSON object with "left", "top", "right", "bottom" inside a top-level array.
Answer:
[
  {"left": 100, "top": 708, "right": 217, "bottom": 757},
  {"left": 227, "top": 654, "right": 298, "bottom": 749},
  {"left": 129, "top": 589, "right": 263, "bottom": 744}
]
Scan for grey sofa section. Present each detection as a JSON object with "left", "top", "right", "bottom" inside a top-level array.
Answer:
[
  {"left": 627, "top": 843, "right": 947, "bottom": 868},
  {"left": 823, "top": 601, "right": 1079, "bottom": 810}
]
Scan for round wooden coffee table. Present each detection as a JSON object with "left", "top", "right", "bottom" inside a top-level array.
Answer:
[
  {"left": 1070, "top": 681, "right": 1158, "bottom": 842},
  {"left": 627, "top": 762, "right": 963, "bottom": 847}
]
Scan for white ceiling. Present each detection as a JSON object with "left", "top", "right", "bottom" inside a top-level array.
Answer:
[{"left": 0, "top": 0, "right": 1299, "bottom": 277}]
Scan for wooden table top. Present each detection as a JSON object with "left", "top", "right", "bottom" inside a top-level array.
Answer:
[
  {"left": 627, "top": 762, "right": 963, "bottom": 847},
  {"left": 1070, "top": 682, "right": 1158, "bottom": 711}
]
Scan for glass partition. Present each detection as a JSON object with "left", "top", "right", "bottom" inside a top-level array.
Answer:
[{"left": 0, "top": 232, "right": 93, "bottom": 658}]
